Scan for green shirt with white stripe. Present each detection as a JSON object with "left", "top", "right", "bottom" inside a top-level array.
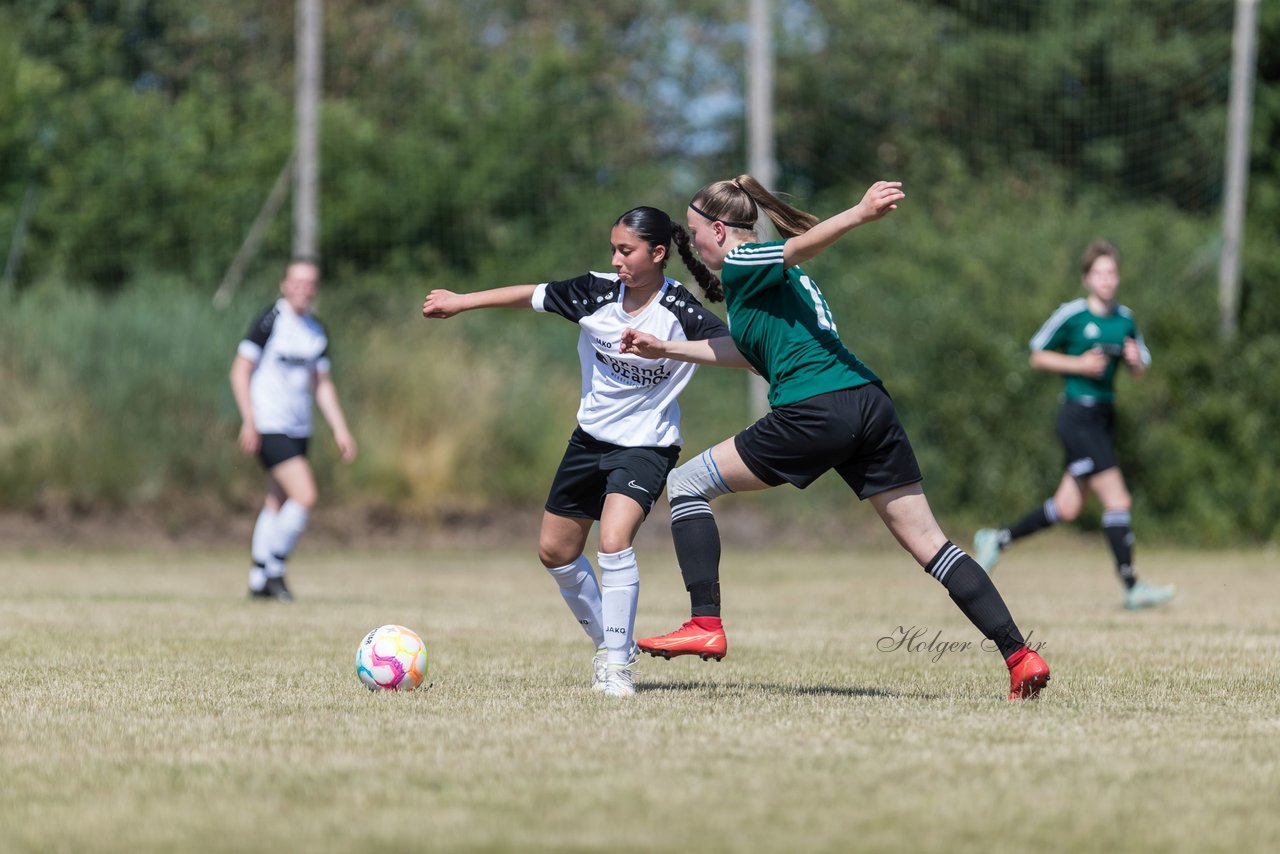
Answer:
[
  {"left": 722, "top": 241, "right": 880, "bottom": 408},
  {"left": 1029, "top": 298, "right": 1151, "bottom": 403}
]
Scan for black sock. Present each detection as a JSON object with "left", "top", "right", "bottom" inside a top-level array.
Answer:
[
  {"left": 1005, "top": 498, "right": 1058, "bottom": 544},
  {"left": 689, "top": 581, "right": 721, "bottom": 616},
  {"left": 926, "top": 542, "right": 1025, "bottom": 659},
  {"left": 1102, "top": 509, "right": 1137, "bottom": 590},
  {"left": 670, "top": 496, "right": 722, "bottom": 617}
]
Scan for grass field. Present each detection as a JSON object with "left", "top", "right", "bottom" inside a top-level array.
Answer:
[{"left": 2, "top": 540, "right": 1278, "bottom": 853}]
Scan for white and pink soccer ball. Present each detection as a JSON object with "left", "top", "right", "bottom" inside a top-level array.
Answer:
[{"left": 356, "top": 624, "right": 429, "bottom": 691}]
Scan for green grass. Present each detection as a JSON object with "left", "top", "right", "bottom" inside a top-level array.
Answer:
[{"left": 1, "top": 542, "right": 1278, "bottom": 853}]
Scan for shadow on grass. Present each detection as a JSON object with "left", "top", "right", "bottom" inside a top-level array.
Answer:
[{"left": 637, "top": 680, "right": 926, "bottom": 699}]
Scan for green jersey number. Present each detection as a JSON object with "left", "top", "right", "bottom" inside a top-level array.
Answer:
[{"left": 797, "top": 274, "right": 838, "bottom": 333}]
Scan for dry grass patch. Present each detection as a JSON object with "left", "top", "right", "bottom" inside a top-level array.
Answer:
[{"left": 1, "top": 545, "right": 1277, "bottom": 853}]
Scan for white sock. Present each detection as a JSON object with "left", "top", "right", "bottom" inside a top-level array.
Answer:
[
  {"left": 546, "top": 555, "right": 605, "bottom": 648},
  {"left": 248, "top": 507, "right": 276, "bottom": 590},
  {"left": 248, "top": 564, "right": 267, "bottom": 592},
  {"left": 599, "top": 548, "right": 639, "bottom": 665},
  {"left": 266, "top": 500, "right": 309, "bottom": 578}
]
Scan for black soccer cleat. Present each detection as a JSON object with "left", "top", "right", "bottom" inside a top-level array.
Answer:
[{"left": 263, "top": 576, "right": 294, "bottom": 603}]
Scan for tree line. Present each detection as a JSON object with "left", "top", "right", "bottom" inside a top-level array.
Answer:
[{"left": 1, "top": 1, "right": 1279, "bottom": 542}]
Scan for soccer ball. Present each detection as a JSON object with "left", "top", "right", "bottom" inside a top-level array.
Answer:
[{"left": 356, "top": 624, "right": 429, "bottom": 691}]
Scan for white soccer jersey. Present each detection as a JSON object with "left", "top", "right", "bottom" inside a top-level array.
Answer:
[
  {"left": 237, "top": 298, "right": 332, "bottom": 438},
  {"left": 532, "top": 273, "right": 729, "bottom": 447}
]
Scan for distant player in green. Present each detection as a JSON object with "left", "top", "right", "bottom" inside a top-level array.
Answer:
[
  {"left": 621, "top": 176, "right": 1049, "bottom": 700},
  {"left": 973, "top": 240, "right": 1176, "bottom": 610}
]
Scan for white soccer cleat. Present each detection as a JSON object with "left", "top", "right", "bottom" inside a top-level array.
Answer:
[
  {"left": 593, "top": 645, "right": 637, "bottom": 693},
  {"left": 591, "top": 647, "right": 609, "bottom": 693},
  {"left": 1125, "top": 579, "right": 1176, "bottom": 611},
  {"left": 602, "top": 662, "right": 635, "bottom": 698},
  {"left": 973, "top": 528, "right": 1003, "bottom": 574}
]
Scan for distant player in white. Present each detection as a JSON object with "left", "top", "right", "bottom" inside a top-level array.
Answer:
[
  {"left": 230, "top": 259, "right": 358, "bottom": 601},
  {"left": 421, "top": 207, "right": 747, "bottom": 697}
]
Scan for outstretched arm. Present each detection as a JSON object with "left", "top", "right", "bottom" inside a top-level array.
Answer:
[
  {"left": 783, "top": 181, "right": 904, "bottom": 269},
  {"left": 422, "top": 285, "right": 539, "bottom": 319},
  {"left": 620, "top": 328, "right": 753, "bottom": 369}
]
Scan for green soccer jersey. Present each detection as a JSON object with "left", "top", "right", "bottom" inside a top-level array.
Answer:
[
  {"left": 1029, "top": 298, "right": 1151, "bottom": 403},
  {"left": 721, "top": 241, "right": 879, "bottom": 408}
]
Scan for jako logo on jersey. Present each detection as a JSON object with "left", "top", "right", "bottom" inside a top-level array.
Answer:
[
  {"left": 276, "top": 354, "right": 314, "bottom": 367},
  {"left": 595, "top": 352, "right": 671, "bottom": 387},
  {"left": 594, "top": 337, "right": 614, "bottom": 349},
  {"left": 1084, "top": 322, "right": 1101, "bottom": 339},
  {"left": 1098, "top": 342, "right": 1125, "bottom": 357}
]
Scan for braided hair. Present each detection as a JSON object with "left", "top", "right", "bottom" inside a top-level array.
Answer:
[{"left": 671, "top": 224, "right": 723, "bottom": 303}]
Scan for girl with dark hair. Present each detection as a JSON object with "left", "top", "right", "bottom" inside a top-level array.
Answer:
[
  {"left": 973, "top": 240, "right": 1175, "bottom": 610},
  {"left": 620, "top": 178, "right": 1050, "bottom": 700},
  {"left": 421, "top": 207, "right": 746, "bottom": 697}
]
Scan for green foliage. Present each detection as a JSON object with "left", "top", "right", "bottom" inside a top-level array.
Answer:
[
  {"left": 1, "top": 2, "right": 1279, "bottom": 543},
  {"left": 0, "top": 278, "right": 245, "bottom": 510},
  {"left": 1, "top": 1, "right": 685, "bottom": 288},
  {"left": 5, "top": 182, "right": 1279, "bottom": 544},
  {"left": 779, "top": 0, "right": 1233, "bottom": 209}
]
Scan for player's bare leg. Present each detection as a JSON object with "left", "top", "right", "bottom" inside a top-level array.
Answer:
[{"left": 257, "top": 457, "right": 317, "bottom": 602}]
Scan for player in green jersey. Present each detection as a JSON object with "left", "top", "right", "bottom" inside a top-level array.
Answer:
[
  {"left": 620, "top": 176, "right": 1049, "bottom": 700},
  {"left": 973, "top": 240, "right": 1175, "bottom": 610}
]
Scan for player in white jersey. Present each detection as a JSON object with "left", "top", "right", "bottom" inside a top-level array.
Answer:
[
  {"left": 230, "top": 259, "right": 358, "bottom": 602},
  {"left": 421, "top": 207, "right": 747, "bottom": 697}
]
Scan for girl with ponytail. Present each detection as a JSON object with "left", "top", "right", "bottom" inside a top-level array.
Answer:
[{"left": 621, "top": 179, "right": 1051, "bottom": 700}]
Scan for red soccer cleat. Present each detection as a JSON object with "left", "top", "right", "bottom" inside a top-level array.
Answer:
[
  {"left": 637, "top": 618, "right": 727, "bottom": 661},
  {"left": 1006, "top": 647, "right": 1050, "bottom": 700}
]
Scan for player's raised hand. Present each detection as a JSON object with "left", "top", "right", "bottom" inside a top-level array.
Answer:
[
  {"left": 422, "top": 289, "right": 464, "bottom": 319},
  {"left": 857, "top": 181, "right": 905, "bottom": 222},
  {"left": 620, "top": 327, "right": 667, "bottom": 358}
]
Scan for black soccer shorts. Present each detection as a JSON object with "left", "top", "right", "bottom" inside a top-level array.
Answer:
[
  {"left": 545, "top": 427, "right": 680, "bottom": 520},
  {"left": 258, "top": 434, "right": 310, "bottom": 470},
  {"left": 1056, "top": 399, "right": 1118, "bottom": 478},
  {"left": 733, "top": 383, "right": 923, "bottom": 499}
]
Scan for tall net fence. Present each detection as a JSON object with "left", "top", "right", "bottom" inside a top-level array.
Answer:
[{"left": 0, "top": 1, "right": 1237, "bottom": 292}]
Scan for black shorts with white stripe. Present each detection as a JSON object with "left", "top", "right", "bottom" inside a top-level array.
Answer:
[{"left": 1056, "top": 399, "right": 1117, "bottom": 478}]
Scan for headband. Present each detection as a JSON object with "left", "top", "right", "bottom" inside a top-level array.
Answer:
[{"left": 689, "top": 201, "right": 754, "bottom": 231}]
